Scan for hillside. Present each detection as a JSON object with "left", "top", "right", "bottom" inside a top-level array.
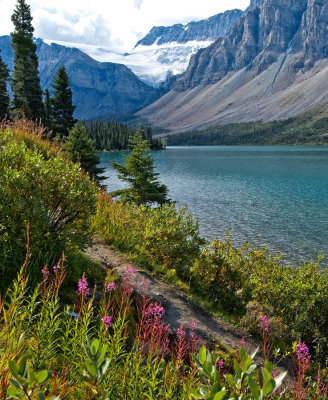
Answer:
[{"left": 139, "top": 0, "right": 328, "bottom": 134}]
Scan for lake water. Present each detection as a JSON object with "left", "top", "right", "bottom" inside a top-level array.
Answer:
[{"left": 99, "top": 146, "right": 328, "bottom": 266}]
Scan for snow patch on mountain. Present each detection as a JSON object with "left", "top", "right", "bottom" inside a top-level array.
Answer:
[{"left": 43, "top": 39, "right": 212, "bottom": 86}]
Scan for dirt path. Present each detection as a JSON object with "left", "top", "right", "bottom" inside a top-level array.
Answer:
[{"left": 86, "top": 239, "right": 261, "bottom": 353}]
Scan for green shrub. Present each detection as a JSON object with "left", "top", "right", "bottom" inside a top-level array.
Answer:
[
  {"left": 0, "top": 130, "right": 98, "bottom": 290},
  {"left": 93, "top": 193, "right": 205, "bottom": 277}
]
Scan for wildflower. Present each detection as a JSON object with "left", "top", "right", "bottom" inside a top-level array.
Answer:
[
  {"left": 53, "top": 263, "right": 61, "bottom": 273},
  {"left": 126, "top": 268, "right": 136, "bottom": 275},
  {"left": 188, "top": 320, "right": 198, "bottom": 328},
  {"left": 145, "top": 303, "right": 165, "bottom": 318},
  {"left": 77, "top": 275, "right": 89, "bottom": 297},
  {"left": 258, "top": 314, "right": 270, "bottom": 332},
  {"left": 106, "top": 281, "right": 116, "bottom": 292},
  {"left": 140, "top": 278, "right": 149, "bottom": 288},
  {"left": 295, "top": 341, "right": 311, "bottom": 365},
  {"left": 101, "top": 315, "right": 112, "bottom": 329},
  {"left": 177, "top": 327, "right": 186, "bottom": 339},
  {"left": 41, "top": 266, "right": 49, "bottom": 278},
  {"left": 239, "top": 337, "right": 246, "bottom": 347},
  {"left": 217, "top": 360, "right": 224, "bottom": 370}
]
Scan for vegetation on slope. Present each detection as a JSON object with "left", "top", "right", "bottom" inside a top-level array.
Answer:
[{"left": 166, "top": 106, "right": 328, "bottom": 146}]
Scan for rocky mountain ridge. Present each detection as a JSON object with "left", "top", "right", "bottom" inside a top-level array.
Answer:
[
  {"left": 0, "top": 36, "right": 160, "bottom": 120},
  {"left": 140, "top": 0, "right": 328, "bottom": 133}
]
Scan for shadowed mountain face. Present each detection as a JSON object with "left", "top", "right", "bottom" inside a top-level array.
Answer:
[
  {"left": 140, "top": 0, "right": 328, "bottom": 133},
  {"left": 0, "top": 36, "right": 160, "bottom": 120}
]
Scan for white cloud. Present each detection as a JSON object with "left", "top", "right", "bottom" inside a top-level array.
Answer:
[{"left": 0, "top": 0, "right": 250, "bottom": 50}]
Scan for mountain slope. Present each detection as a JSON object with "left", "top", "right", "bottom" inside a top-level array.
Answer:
[
  {"left": 0, "top": 36, "right": 160, "bottom": 120},
  {"left": 140, "top": 0, "right": 328, "bottom": 133}
]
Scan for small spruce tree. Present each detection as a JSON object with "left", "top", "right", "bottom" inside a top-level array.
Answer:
[
  {"left": 51, "top": 66, "right": 76, "bottom": 137},
  {"left": 111, "top": 129, "right": 168, "bottom": 206},
  {"left": 64, "top": 122, "right": 105, "bottom": 184},
  {"left": 0, "top": 50, "right": 10, "bottom": 119},
  {"left": 43, "top": 88, "right": 52, "bottom": 130},
  {"left": 11, "top": 0, "right": 44, "bottom": 120}
]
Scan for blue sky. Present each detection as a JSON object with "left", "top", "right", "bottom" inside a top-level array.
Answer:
[{"left": 0, "top": 0, "right": 250, "bottom": 50}]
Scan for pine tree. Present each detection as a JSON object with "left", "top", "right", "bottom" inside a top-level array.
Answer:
[
  {"left": 51, "top": 66, "right": 76, "bottom": 137},
  {"left": 111, "top": 130, "right": 168, "bottom": 206},
  {"left": 0, "top": 50, "right": 10, "bottom": 120},
  {"left": 64, "top": 122, "right": 105, "bottom": 184},
  {"left": 11, "top": 0, "right": 44, "bottom": 120}
]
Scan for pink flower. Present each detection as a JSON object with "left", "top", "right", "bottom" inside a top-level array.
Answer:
[
  {"left": 53, "top": 263, "right": 60, "bottom": 273},
  {"left": 106, "top": 282, "right": 116, "bottom": 292},
  {"left": 188, "top": 320, "right": 198, "bottom": 328},
  {"left": 239, "top": 337, "right": 246, "bottom": 347},
  {"left": 144, "top": 303, "right": 165, "bottom": 319},
  {"left": 126, "top": 268, "right": 136, "bottom": 275},
  {"left": 258, "top": 314, "right": 270, "bottom": 332},
  {"left": 41, "top": 266, "right": 49, "bottom": 278},
  {"left": 77, "top": 275, "right": 89, "bottom": 297},
  {"left": 177, "top": 327, "right": 186, "bottom": 339},
  {"left": 101, "top": 315, "right": 112, "bottom": 329},
  {"left": 140, "top": 279, "right": 149, "bottom": 288}
]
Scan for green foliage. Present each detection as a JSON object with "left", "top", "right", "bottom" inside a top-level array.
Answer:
[
  {"left": 0, "top": 50, "right": 10, "bottom": 119},
  {"left": 84, "top": 119, "right": 164, "bottom": 151},
  {"left": 111, "top": 129, "right": 168, "bottom": 205},
  {"left": 50, "top": 66, "right": 76, "bottom": 138},
  {"left": 166, "top": 106, "right": 328, "bottom": 146},
  {"left": 93, "top": 194, "right": 204, "bottom": 276},
  {"left": 0, "top": 128, "right": 98, "bottom": 291},
  {"left": 43, "top": 89, "right": 52, "bottom": 130},
  {"left": 10, "top": 0, "right": 44, "bottom": 121},
  {"left": 64, "top": 122, "right": 106, "bottom": 184},
  {"left": 190, "top": 346, "right": 287, "bottom": 399}
]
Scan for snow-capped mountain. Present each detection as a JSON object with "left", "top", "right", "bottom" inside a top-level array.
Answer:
[{"left": 44, "top": 7, "right": 248, "bottom": 86}]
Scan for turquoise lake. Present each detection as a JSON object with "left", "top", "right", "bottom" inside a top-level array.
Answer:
[{"left": 99, "top": 146, "right": 328, "bottom": 266}]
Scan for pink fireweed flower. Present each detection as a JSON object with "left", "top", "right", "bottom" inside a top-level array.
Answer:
[
  {"left": 258, "top": 314, "right": 270, "bottom": 332},
  {"left": 140, "top": 279, "right": 149, "bottom": 288},
  {"left": 217, "top": 360, "right": 224, "bottom": 370},
  {"left": 53, "top": 263, "right": 61, "bottom": 273},
  {"left": 144, "top": 303, "right": 165, "bottom": 319},
  {"left": 188, "top": 320, "right": 198, "bottom": 328},
  {"left": 101, "top": 315, "right": 112, "bottom": 329},
  {"left": 177, "top": 327, "right": 186, "bottom": 339},
  {"left": 295, "top": 341, "right": 311, "bottom": 365},
  {"left": 239, "top": 337, "right": 246, "bottom": 347},
  {"left": 106, "top": 281, "right": 116, "bottom": 292},
  {"left": 41, "top": 266, "right": 49, "bottom": 278},
  {"left": 126, "top": 268, "right": 136, "bottom": 275},
  {"left": 77, "top": 275, "right": 89, "bottom": 297}
]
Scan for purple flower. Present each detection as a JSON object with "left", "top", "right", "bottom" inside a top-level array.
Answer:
[
  {"left": 106, "top": 282, "right": 116, "bottom": 292},
  {"left": 140, "top": 279, "right": 149, "bottom": 288},
  {"left": 145, "top": 303, "right": 165, "bottom": 319},
  {"left": 239, "top": 337, "right": 246, "bottom": 347},
  {"left": 77, "top": 275, "right": 89, "bottom": 297},
  {"left": 102, "top": 315, "right": 112, "bottom": 329},
  {"left": 126, "top": 268, "right": 136, "bottom": 275},
  {"left": 295, "top": 341, "right": 311, "bottom": 363},
  {"left": 258, "top": 314, "right": 270, "bottom": 332},
  {"left": 188, "top": 320, "right": 198, "bottom": 328},
  {"left": 177, "top": 327, "right": 186, "bottom": 339},
  {"left": 53, "top": 263, "right": 60, "bottom": 273},
  {"left": 217, "top": 360, "right": 224, "bottom": 370},
  {"left": 41, "top": 266, "right": 49, "bottom": 278}
]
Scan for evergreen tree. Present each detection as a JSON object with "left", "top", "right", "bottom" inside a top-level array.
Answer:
[
  {"left": 0, "top": 50, "right": 10, "bottom": 119},
  {"left": 111, "top": 130, "right": 168, "bottom": 206},
  {"left": 64, "top": 122, "right": 105, "bottom": 184},
  {"left": 43, "top": 88, "right": 52, "bottom": 130},
  {"left": 51, "top": 66, "right": 76, "bottom": 137},
  {"left": 11, "top": 0, "right": 44, "bottom": 120}
]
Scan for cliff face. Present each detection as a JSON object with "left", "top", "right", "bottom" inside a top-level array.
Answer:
[
  {"left": 140, "top": 0, "right": 328, "bottom": 132},
  {"left": 0, "top": 36, "right": 160, "bottom": 120},
  {"left": 173, "top": 0, "right": 310, "bottom": 90},
  {"left": 135, "top": 9, "right": 244, "bottom": 46}
]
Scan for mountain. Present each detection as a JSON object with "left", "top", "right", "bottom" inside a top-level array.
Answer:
[
  {"left": 139, "top": 0, "right": 328, "bottom": 133},
  {"left": 0, "top": 35, "right": 160, "bottom": 120},
  {"left": 135, "top": 9, "right": 244, "bottom": 46},
  {"left": 43, "top": 7, "right": 248, "bottom": 86}
]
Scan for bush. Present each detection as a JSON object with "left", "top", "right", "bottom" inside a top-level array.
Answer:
[
  {"left": 93, "top": 193, "right": 205, "bottom": 277},
  {"left": 0, "top": 129, "right": 98, "bottom": 290}
]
